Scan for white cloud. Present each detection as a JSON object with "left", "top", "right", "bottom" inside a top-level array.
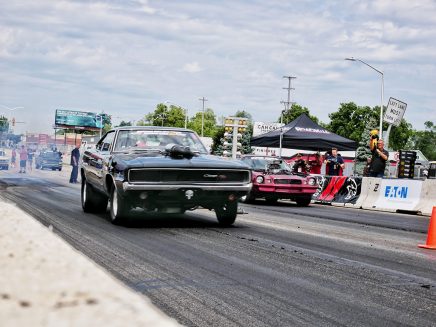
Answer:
[
  {"left": 181, "top": 62, "right": 202, "bottom": 73},
  {"left": 0, "top": 0, "right": 435, "bottom": 134}
]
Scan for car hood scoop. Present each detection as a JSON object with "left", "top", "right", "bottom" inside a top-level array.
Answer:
[{"left": 165, "top": 143, "right": 196, "bottom": 159}]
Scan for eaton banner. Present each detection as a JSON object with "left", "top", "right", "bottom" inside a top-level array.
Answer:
[
  {"left": 55, "top": 109, "right": 102, "bottom": 129},
  {"left": 373, "top": 179, "right": 422, "bottom": 210}
]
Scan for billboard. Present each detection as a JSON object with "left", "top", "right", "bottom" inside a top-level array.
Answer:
[{"left": 55, "top": 109, "right": 103, "bottom": 130}]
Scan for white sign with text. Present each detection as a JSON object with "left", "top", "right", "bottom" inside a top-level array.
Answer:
[
  {"left": 253, "top": 122, "right": 284, "bottom": 136},
  {"left": 383, "top": 97, "right": 407, "bottom": 126}
]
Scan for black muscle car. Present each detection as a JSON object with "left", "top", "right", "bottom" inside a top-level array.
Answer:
[{"left": 80, "top": 126, "right": 252, "bottom": 225}]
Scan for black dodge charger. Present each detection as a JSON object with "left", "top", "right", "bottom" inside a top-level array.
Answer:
[{"left": 80, "top": 126, "right": 252, "bottom": 225}]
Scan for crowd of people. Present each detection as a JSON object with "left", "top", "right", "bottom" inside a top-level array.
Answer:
[
  {"left": 288, "top": 131, "right": 389, "bottom": 177},
  {"left": 7, "top": 144, "right": 83, "bottom": 184}
]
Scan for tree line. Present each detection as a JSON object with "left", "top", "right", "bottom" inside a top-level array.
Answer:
[{"left": 125, "top": 102, "right": 434, "bottom": 160}]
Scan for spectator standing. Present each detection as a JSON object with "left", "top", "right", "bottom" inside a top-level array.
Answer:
[
  {"left": 369, "top": 139, "right": 389, "bottom": 177},
  {"left": 324, "top": 148, "right": 344, "bottom": 176},
  {"left": 309, "top": 152, "right": 322, "bottom": 174},
  {"left": 292, "top": 153, "right": 308, "bottom": 174},
  {"left": 27, "top": 149, "right": 34, "bottom": 171},
  {"left": 69, "top": 144, "right": 80, "bottom": 183},
  {"left": 19, "top": 145, "right": 28, "bottom": 173},
  {"left": 11, "top": 147, "right": 16, "bottom": 168}
]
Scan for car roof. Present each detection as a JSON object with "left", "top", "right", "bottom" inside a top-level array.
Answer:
[{"left": 110, "top": 126, "right": 193, "bottom": 132}]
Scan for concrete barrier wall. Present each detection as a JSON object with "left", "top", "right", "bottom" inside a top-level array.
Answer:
[
  {"left": 414, "top": 179, "right": 436, "bottom": 216},
  {"left": 361, "top": 178, "right": 384, "bottom": 211},
  {"left": 313, "top": 176, "right": 434, "bottom": 217},
  {"left": 345, "top": 177, "right": 371, "bottom": 209},
  {"left": 371, "top": 179, "right": 423, "bottom": 213}
]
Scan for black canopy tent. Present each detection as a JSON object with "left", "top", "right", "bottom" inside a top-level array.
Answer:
[{"left": 250, "top": 114, "right": 357, "bottom": 151}]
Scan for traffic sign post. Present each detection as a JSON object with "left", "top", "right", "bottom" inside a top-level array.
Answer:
[
  {"left": 383, "top": 97, "right": 407, "bottom": 149},
  {"left": 383, "top": 97, "right": 407, "bottom": 127}
]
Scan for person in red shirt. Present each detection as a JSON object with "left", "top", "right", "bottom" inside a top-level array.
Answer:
[
  {"left": 19, "top": 145, "right": 28, "bottom": 173},
  {"left": 309, "top": 152, "right": 322, "bottom": 174}
]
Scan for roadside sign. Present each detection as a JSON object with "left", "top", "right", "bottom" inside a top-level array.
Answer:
[
  {"left": 253, "top": 122, "right": 284, "bottom": 136},
  {"left": 383, "top": 97, "right": 407, "bottom": 126}
]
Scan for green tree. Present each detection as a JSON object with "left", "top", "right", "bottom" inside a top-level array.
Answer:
[
  {"left": 145, "top": 103, "right": 169, "bottom": 127},
  {"left": 0, "top": 116, "right": 9, "bottom": 133},
  {"left": 280, "top": 103, "right": 319, "bottom": 125},
  {"left": 144, "top": 103, "right": 186, "bottom": 127},
  {"left": 355, "top": 116, "right": 379, "bottom": 175},
  {"left": 387, "top": 119, "right": 413, "bottom": 150},
  {"left": 189, "top": 108, "right": 217, "bottom": 137},
  {"left": 406, "top": 121, "right": 436, "bottom": 160},
  {"left": 117, "top": 120, "right": 133, "bottom": 127},
  {"left": 327, "top": 102, "right": 376, "bottom": 142},
  {"left": 327, "top": 102, "right": 413, "bottom": 149},
  {"left": 211, "top": 126, "right": 225, "bottom": 155}
]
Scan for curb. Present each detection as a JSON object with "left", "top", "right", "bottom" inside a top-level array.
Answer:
[{"left": 0, "top": 200, "right": 180, "bottom": 327}]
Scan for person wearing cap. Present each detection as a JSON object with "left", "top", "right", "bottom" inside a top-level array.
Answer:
[
  {"left": 369, "top": 138, "right": 388, "bottom": 177},
  {"left": 292, "top": 153, "right": 308, "bottom": 174},
  {"left": 324, "top": 147, "right": 344, "bottom": 176}
]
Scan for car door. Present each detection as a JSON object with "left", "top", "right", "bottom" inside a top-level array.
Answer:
[{"left": 82, "top": 131, "right": 116, "bottom": 191}]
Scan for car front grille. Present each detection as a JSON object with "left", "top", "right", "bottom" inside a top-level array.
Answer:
[
  {"left": 275, "top": 179, "right": 302, "bottom": 185},
  {"left": 128, "top": 168, "right": 250, "bottom": 184}
]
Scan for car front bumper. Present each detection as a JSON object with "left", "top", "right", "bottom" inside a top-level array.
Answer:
[{"left": 122, "top": 182, "right": 252, "bottom": 192}]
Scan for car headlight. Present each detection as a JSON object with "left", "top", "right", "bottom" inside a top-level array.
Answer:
[
  {"left": 256, "top": 175, "right": 265, "bottom": 184},
  {"left": 308, "top": 177, "right": 317, "bottom": 186}
]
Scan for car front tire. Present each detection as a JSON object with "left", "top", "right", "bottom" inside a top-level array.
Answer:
[
  {"left": 81, "top": 180, "right": 108, "bottom": 213},
  {"left": 295, "top": 196, "right": 312, "bottom": 207},
  {"left": 215, "top": 201, "right": 238, "bottom": 226},
  {"left": 109, "top": 187, "right": 129, "bottom": 225},
  {"left": 265, "top": 195, "right": 278, "bottom": 204}
]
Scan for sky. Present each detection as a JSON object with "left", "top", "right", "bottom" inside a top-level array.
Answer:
[{"left": 1, "top": 0, "right": 435, "bottom": 135}]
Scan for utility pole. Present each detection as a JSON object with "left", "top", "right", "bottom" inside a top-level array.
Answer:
[
  {"left": 281, "top": 76, "right": 296, "bottom": 119},
  {"left": 199, "top": 96, "right": 208, "bottom": 137}
]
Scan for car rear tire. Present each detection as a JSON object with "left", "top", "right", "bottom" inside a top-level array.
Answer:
[
  {"left": 81, "top": 180, "right": 108, "bottom": 213},
  {"left": 295, "top": 196, "right": 312, "bottom": 207},
  {"left": 109, "top": 187, "right": 129, "bottom": 225},
  {"left": 215, "top": 201, "right": 238, "bottom": 226}
]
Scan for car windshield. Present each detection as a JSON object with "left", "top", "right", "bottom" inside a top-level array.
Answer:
[
  {"left": 245, "top": 157, "right": 292, "bottom": 173},
  {"left": 113, "top": 129, "right": 208, "bottom": 154}
]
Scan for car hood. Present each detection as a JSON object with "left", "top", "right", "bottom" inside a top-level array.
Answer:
[{"left": 111, "top": 152, "right": 250, "bottom": 170}]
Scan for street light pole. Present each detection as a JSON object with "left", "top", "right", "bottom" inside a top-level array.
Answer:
[
  {"left": 199, "top": 97, "right": 208, "bottom": 137},
  {"left": 345, "top": 57, "right": 384, "bottom": 139}
]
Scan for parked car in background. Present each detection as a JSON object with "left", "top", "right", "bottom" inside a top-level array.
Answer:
[
  {"left": 35, "top": 151, "right": 63, "bottom": 171},
  {"left": 0, "top": 149, "right": 9, "bottom": 170},
  {"left": 80, "top": 126, "right": 252, "bottom": 225},
  {"left": 240, "top": 155, "right": 318, "bottom": 206}
]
